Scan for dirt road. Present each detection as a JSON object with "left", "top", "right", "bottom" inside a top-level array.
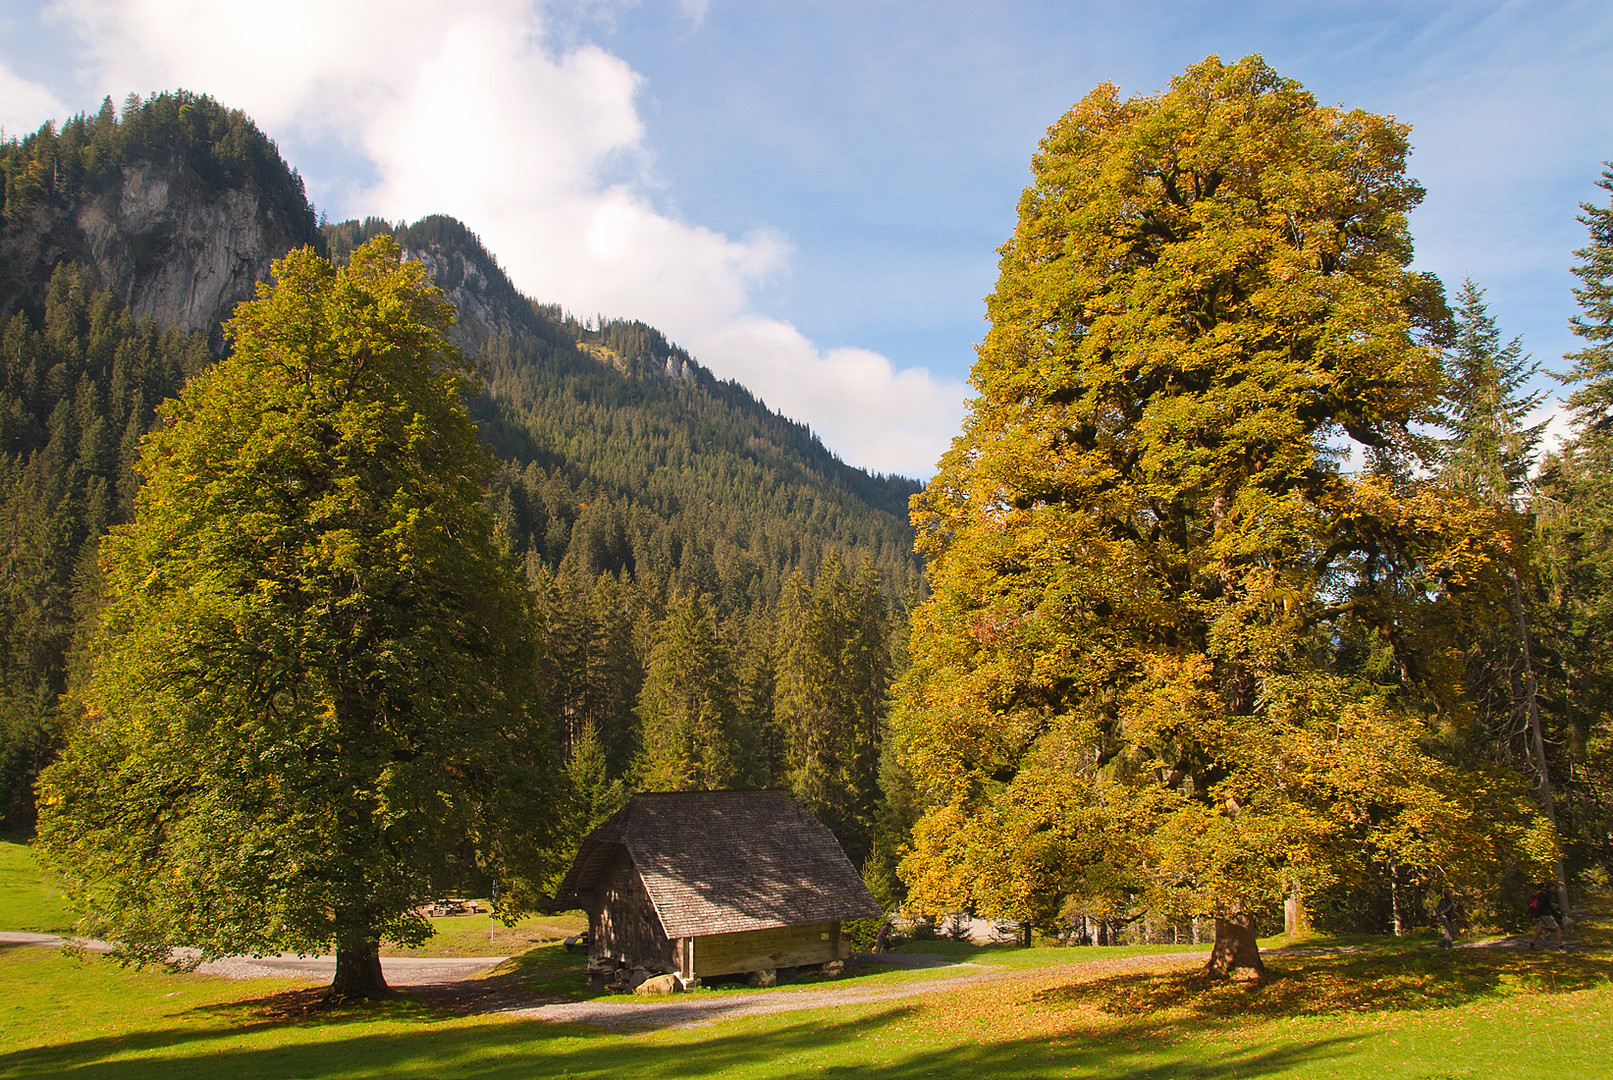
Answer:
[
  {"left": 507, "top": 951, "right": 1209, "bottom": 1032},
  {"left": 0, "top": 932, "right": 505, "bottom": 986}
]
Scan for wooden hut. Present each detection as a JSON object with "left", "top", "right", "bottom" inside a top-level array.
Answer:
[{"left": 555, "top": 790, "right": 883, "bottom": 989}]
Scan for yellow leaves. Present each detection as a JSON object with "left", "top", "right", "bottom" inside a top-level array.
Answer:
[
  {"left": 1336, "top": 473, "right": 1513, "bottom": 591},
  {"left": 900, "top": 803, "right": 977, "bottom": 918},
  {"left": 1121, "top": 651, "right": 1220, "bottom": 745},
  {"left": 896, "top": 52, "right": 1547, "bottom": 935}
]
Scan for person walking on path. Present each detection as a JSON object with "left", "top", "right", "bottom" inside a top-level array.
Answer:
[
  {"left": 1436, "top": 889, "right": 1458, "bottom": 948},
  {"left": 1526, "top": 881, "right": 1565, "bottom": 950},
  {"left": 875, "top": 921, "right": 893, "bottom": 954}
]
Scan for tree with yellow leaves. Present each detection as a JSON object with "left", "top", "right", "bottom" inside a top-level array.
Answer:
[{"left": 894, "top": 56, "right": 1553, "bottom": 976}]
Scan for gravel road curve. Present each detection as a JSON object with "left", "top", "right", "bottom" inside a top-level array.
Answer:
[{"left": 0, "top": 932, "right": 506, "bottom": 986}]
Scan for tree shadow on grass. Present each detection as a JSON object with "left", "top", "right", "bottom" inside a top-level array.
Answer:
[
  {"left": 1038, "top": 945, "right": 1613, "bottom": 1022},
  {"left": 0, "top": 1000, "right": 1359, "bottom": 1080}
]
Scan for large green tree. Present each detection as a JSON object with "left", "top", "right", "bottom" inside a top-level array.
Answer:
[
  {"left": 894, "top": 56, "right": 1551, "bottom": 976},
  {"left": 37, "top": 237, "right": 566, "bottom": 999}
]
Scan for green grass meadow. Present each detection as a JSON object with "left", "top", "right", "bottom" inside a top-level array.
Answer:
[
  {"left": 0, "top": 841, "right": 72, "bottom": 933},
  {"left": 390, "top": 911, "right": 587, "bottom": 958},
  {"left": 4, "top": 840, "right": 1611, "bottom": 1079}
]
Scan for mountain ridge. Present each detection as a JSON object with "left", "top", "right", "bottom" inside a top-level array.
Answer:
[{"left": 0, "top": 91, "right": 923, "bottom": 836}]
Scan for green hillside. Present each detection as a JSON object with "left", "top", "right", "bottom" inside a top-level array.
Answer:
[{"left": 0, "top": 104, "right": 922, "bottom": 878}]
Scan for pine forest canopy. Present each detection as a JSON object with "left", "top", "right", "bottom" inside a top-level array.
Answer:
[{"left": 893, "top": 55, "right": 1558, "bottom": 976}]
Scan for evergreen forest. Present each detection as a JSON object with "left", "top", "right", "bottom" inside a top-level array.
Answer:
[
  {"left": 0, "top": 96, "right": 921, "bottom": 897},
  {"left": 5, "top": 62, "right": 1613, "bottom": 955}
]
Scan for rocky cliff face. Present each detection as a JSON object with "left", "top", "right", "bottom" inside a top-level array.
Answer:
[
  {"left": 401, "top": 242, "right": 528, "bottom": 353},
  {"left": 2, "top": 158, "right": 311, "bottom": 346}
]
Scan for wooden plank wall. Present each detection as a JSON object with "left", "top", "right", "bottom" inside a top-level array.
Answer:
[
  {"left": 691, "top": 921, "right": 841, "bottom": 977},
  {"left": 591, "top": 848, "right": 676, "bottom": 971}
]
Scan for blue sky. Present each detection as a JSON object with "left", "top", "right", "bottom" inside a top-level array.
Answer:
[{"left": 3, "top": 1, "right": 1610, "bottom": 478}]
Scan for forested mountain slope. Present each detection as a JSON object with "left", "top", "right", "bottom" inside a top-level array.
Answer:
[
  {"left": 0, "top": 93, "right": 316, "bottom": 833},
  {"left": 1, "top": 91, "right": 318, "bottom": 346},
  {"left": 0, "top": 97, "right": 922, "bottom": 854},
  {"left": 324, "top": 215, "right": 922, "bottom": 610}
]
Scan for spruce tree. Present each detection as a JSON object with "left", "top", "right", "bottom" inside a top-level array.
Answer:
[
  {"left": 1440, "top": 280, "right": 1567, "bottom": 909},
  {"left": 1535, "top": 164, "right": 1613, "bottom": 882},
  {"left": 635, "top": 592, "right": 752, "bottom": 791},
  {"left": 775, "top": 555, "right": 891, "bottom": 866}
]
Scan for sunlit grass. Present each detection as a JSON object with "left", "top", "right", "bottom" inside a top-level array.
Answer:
[
  {"left": 3, "top": 929, "right": 1611, "bottom": 1079},
  {"left": 0, "top": 842, "right": 71, "bottom": 933},
  {"left": 6, "top": 842, "right": 1611, "bottom": 1079},
  {"left": 386, "top": 911, "right": 587, "bottom": 958}
]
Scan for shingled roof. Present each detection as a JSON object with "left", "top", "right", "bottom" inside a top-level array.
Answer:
[{"left": 555, "top": 790, "right": 883, "bottom": 937}]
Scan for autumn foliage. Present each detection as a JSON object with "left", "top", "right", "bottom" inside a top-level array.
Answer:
[{"left": 893, "top": 56, "right": 1554, "bottom": 975}]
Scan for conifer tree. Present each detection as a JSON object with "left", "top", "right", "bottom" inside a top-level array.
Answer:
[
  {"left": 1536, "top": 164, "right": 1613, "bottom": 881},
  {"left": 1440, "top": 280, "right": 1568, "bottom": 909},
  {"left": 635, "top": 592, "right": 752, "bottom": 791},
  {"left": 774, "top": 555, "right": 892, "bottom": 866},
  {"left": 568, "top": 719, "right": 629, "bottom": 833},
  {"left": 1443, "top": 279, "right": 1545, "bottom": 505}
]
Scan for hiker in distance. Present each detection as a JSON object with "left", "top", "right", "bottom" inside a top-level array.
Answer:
[{"left": 1526, "top": 882, "right": 1565, "bottom": 951}]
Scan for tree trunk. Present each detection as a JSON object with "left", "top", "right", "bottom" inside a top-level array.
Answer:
[
  {"left": 1021, "top": 922, "right": 1033, "bottom": 948},
  {"left": 1204, "top": 912, "right": 1264, "bottom": 979},
  {"left": 328, "top": 940, "right": 389, "bottom": 1000},
  {"left": 1284, "top": 880, "right": 1309, "bottom": 938},
  {"left": 1390, "top": 864, "right": 1404, "bottom": 937},
  {"left": 1508, "top": 570, "right": 1571, "bottom": 916}
]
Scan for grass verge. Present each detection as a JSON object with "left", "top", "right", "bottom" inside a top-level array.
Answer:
[{"left": 385, "top": 912, "right": 587, "bottom": 958}]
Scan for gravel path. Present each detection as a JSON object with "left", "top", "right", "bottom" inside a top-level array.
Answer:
[
  {"left": 508, "top": 951, "right": 1208, "bottom": 1033},
  {"left": 188, "top": 953, "right": 509, "bottom": 985},
  {"left": 0, "top": 932, "right": 506, "bottom": 986},
  {"left": 0, "top": 932, "right": 66, "bottom": 946}
]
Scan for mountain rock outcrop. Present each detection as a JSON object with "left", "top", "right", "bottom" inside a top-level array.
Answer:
[
  {"left": 0, "top": 93, "right": 319, "bottom": 346},
  {"left": 12, "top": 160, "right": 296, "bottom": 344}
]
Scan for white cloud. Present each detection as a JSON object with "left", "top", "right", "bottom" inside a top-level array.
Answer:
[
  {"left": 696, "top": 315, "right": 968, "bottom": 477},
  {"left": 1527, "top": 397, "right": 1577, "bottom": 466},
  {"left": 44, "top": 0, "right": 964, "bottom": 478},
  {"left": 0, "top": 61, "right": 68, "bottom": 137}
]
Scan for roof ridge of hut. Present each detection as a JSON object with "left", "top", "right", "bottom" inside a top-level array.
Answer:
[{"left": 555, "top": 789, "right": 881, "bottom": 937}]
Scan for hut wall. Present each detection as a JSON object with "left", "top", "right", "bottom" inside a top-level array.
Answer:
[
  {"left": 589, "top": 847, "right": 675, "bottom": 972},
  {"left": 688, "top": 920, "right": 843, "bottom": 978}
]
